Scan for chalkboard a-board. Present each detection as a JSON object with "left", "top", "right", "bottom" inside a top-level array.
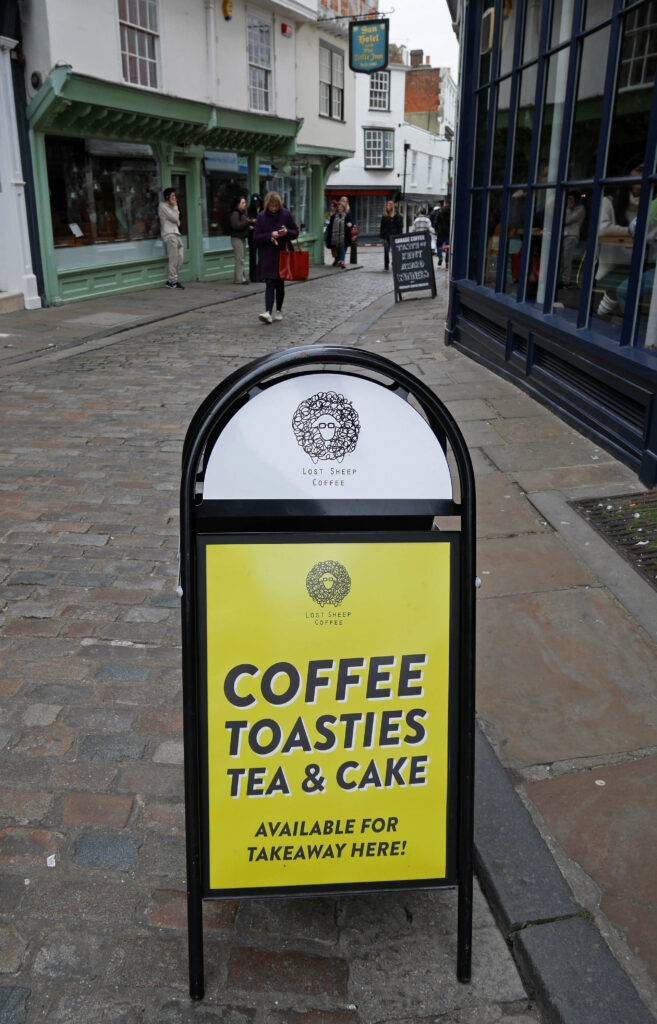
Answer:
[{"left": 391, "top": 231, "right": 437, "bottom": 301}]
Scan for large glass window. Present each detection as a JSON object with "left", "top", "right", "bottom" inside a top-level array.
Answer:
[
  {"left": 605, "top": 5, "right": 656, "bottom": 175},
  {"left": 568, "top": 27, "right": 610, "bottom": 180},
  {"left": 248, "top": 15, "right": 272, "bottom": 112},
  {"left": 268, "top": 165, "right": 311, "bottom": 232},
  {"left": 118, "top": 0, "right": 159, "bottom": 89},
  {"left": 468, "top": 0, "right": 657, "bottom": 349},
  {"left": 320, "top": 43, "right": 344, "bottom": 120},
  {"left": 46, "top": 136, "right": 160, "bottom": 256},
  {"left": 201, "top": 152, "right": 249, "bottom": 243}
]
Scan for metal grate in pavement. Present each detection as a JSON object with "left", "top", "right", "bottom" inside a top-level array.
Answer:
[{"left": 570, "top": 490, "right": 657, "bottom": 592}]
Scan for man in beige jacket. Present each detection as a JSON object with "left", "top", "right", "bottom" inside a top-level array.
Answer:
[{"left": 159, "top": 187, "right": 185, "bottom": 289}]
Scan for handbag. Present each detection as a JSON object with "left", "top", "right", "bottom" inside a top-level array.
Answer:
[{"left": 279, "top": 241, "right": 309, "bottom": 281}]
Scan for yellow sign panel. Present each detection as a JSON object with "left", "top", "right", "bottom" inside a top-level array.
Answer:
[{"left": 203, "top": 539, "right": 454, "bottom": 892}]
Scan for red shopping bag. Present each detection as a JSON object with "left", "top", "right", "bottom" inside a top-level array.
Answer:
[{"left": 279, "top": 242, "right": 309, "bottom": 281}]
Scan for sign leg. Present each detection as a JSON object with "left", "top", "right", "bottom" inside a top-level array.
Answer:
[{"left": 188, "top": 886, "right": 205, "bottom": 999}]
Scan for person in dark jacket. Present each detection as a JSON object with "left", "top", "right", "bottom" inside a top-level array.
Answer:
[
  {"left": 229, "top": 195, "right": 251, "bottom": 284},
  {"left": 253, "top": 191, "right": 299, "bottom": 323},
  {"left": 325, "top": 201, "right": 354, "bottom": 268},
  {"left": 434, "top": 201, "right": 451, "bottom": 267},
  {"left": 379, "top": 201, "right": 403, "bottom": 270},
  {"left": 247, "top": 193, "right": 262, "bottom": 282}
]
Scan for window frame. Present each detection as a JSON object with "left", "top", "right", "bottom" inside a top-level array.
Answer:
[
  {"left": 247, "top": 11, "right": 273, "bottom": 113},
  {"left": 464, "top": 0, "right": 657, "bottom": 349},
  {"left": 369, "top": 70, "right": 391, "bottom": 110},
  {"left": 319, "top": 40, "right": 345, "bottom": 121},
  {"left": 118, "top": 0, "right": 160, "bottom": 90},
  {"left": 363, "top": 128, "right": 395, "bottom": 170}
]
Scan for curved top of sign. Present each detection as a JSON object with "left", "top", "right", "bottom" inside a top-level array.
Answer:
[{"left": 202, "top": 372, "right": 452, "bottom": 501}]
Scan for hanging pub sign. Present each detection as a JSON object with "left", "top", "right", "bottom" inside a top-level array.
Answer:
[
  {"left": 391, "top": 231, "right": 437, "bottom": 301},
  {"left": 349, "top": 18, "right": 389, "bottom": 73},
  {"left": 180, "top": 347, "right": 476, "bottom": 1001}
]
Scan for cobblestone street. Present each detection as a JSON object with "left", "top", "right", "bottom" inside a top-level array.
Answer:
[{"left": 0, "top": 253, "right": 541, "bottom": 1023}]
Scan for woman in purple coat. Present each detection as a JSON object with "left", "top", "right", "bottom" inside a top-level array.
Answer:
[{"left": 253, "top": 191, "right": 299, "bottom": 323}]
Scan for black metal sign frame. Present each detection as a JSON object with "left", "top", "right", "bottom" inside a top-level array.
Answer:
[
  {"left": 391, "top": 231, "right": 437, "bottom": 301},
  {"left": 180, "top": 347, "right": 476, "bottom": 1001}
]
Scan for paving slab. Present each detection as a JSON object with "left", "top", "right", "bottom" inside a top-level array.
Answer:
[
  {"left": 477, "top": 587, "right": 657, "bottom": 766},
  {"left": 526, "top": 755, "right": 657, "bottom": 984}
]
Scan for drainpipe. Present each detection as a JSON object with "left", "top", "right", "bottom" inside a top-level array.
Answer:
[{"left": 205, "top": 0, "right": 217, "bottom": 105}]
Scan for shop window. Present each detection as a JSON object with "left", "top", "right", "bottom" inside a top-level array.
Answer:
[
  {"left": 550, "top": 0, "right": 576, "bottom": 47},
  {"left": 201, "top": 151, "right": 249, "bottom": 242},
  {"left": 605, "top": 5, "right": 656, "bottom": 176},
  {"left": 118, "top": 0, "right": 159, "bottom": 89},
  {"left": 583, "top": 0, "right": 613, "bottom": 30},
  {"left": 369, "top": 71, "right": 390, "bottom": 110},
  {"left": 479, "top": 1, "right": 495, "bottom": 84},
  {"left": 484, "top": 191, "right": 503, "bottom": 288},
  {"left": 491, "top": 78, "right": 511, "bottom": 185},
  {"left": 553, "top": 187, "right": 591, "bottom": 319},
  {"left": 266, "top": 165, "right": 311, "bottom": 232},
  {"left": 511, "top": 63, "right": 537, "bottom": 184},
  {"left": 45, "top": 136, "right": 160, "bottom": 251},
  {"left": 473, "top": 88, "right": 491, "bottom": 187},
  {"left": 320, "top": 43, "right": 344, "bottom": 120},
  {"left": 248, "top": 14, "right": 272, "bottom": 112},
  {"left": 538, "top": 48, "right": 570, "bottom": 183},
  {"left": 636, "top": 184, "right": 657, "bottom": 347},
  {"left": 567, "top": 27, "right": 610, "bottom": 180},
  {"left": 591, "top": 169, "right": 644, "bottom": 330},
  {"left": 364, "top": 129, "right": 394, "bottom": 169}
]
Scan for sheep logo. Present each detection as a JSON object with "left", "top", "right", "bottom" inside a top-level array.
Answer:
[
  {"left": 306, "top": 561, "right": 351, "bottom": 607},
  {"left": 292, "top": 391, "right": 360, "bottom": 463}
]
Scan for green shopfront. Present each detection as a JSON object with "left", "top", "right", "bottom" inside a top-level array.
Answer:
[
  {"left": 27, "top": 69, "right": 349, "bottom": 304},
  {"left": 448, "top": 0, "right": 657, "bottom": 486}
]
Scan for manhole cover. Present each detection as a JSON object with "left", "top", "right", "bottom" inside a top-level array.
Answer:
[{"left": 570, "top": 491, "right": 657, "bottom": 591}]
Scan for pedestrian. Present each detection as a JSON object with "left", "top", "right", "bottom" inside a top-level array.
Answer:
[
  {"left": 229, "top": 195, "right": 251, "bottom": 284},
  {"left": 325, "top": 200, "right": 354, "bottom": 269},
  {"left": 434, "top": 201, "right": 452, "bottom": 268},
  {"left": 410, "top": 206, "right": 433, "bottom": 235},
  {"left": 379, "top": 200, "right": 403, "bottom": 271},
  {"left": 253, "top": 191, "right": 299, "bottom": 323},
  {"left": 247, "top": 193, "right": 262, "bottom": 282},
  {"left": 325, "top": 200, "right": 339, "bottom": 265},
  {"left": 159, "top": 187, "right": 185, "bottom": 289}
]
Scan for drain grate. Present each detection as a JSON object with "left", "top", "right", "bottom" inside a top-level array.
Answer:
[{"left": 570, "top": 491, "right": 657, "bottom": 592}]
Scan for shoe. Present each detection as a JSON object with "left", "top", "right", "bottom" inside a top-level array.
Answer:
[
  {"left": 165, "top": 281, "right": 175, "bottom": 288},
  {"left": 596, "top": 292, "right": 619, "bottom": 316},
  {"left": 273, "top": 311, "right": 283, "bottom": 321},
  {"left": 339, "top": 262, "right": 346, "bottom": 268},
  {"left": 174, "top": 282, "right": 185, "bottom": 289},
  {"left": 242, "top": 280, "right": 250, "bottom": 285},
  {"left": 258, "top": 311, "right": 273, "bottom": 323}
]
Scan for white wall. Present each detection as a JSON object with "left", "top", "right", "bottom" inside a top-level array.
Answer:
[
  {"left": 295, "top": 23, "right": 356, "bottom": 152},
  {"left": 21, "top": 0, "right": 299, "bottom": 118},
  {"left": 328, "top": 63, "right": 451, "bottom": 197}
]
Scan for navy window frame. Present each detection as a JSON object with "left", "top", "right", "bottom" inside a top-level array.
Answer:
[{"left": 463, "top": 0, "right": 657, "bottom": 350}]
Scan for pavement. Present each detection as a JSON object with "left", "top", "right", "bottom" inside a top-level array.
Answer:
[{"left": 0, "top": 248, "right": 656, "bottom": 1023}]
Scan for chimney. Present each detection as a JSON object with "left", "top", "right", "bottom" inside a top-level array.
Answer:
[
  {"left": 426, "top": 55, "right": 431, "bottom": 64},
  {"left": 410, "top": 49, "right": 423, "bottom": 68}
]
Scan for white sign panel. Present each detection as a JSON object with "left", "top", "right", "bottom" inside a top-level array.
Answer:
[{"left": 203, "top": 373, "right": 452, "bottom": 500}]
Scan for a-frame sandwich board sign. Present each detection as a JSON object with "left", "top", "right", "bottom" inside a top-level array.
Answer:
[{"left": 179, "top": 346, "right": 476, "bottom": 1000}]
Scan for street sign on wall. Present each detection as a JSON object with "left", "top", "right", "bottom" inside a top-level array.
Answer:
[
  {"left": 180, "top": 347, "right": 476, "bottom": 1001},
  {"left": 349, "top": 19, "right": 389, "bottom": 73}
]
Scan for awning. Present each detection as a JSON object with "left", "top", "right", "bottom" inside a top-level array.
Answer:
[{"left": 27, "top": 68, "right": 300, "bottom": 154}]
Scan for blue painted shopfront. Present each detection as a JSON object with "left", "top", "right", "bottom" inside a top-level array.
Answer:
[{"left": 447, "top": 0, "right": 657, "bottom": 485}]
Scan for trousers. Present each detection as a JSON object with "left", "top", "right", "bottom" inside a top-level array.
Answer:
[{"left": 165, "top": 235, "right": 184, "bottom": 283}]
